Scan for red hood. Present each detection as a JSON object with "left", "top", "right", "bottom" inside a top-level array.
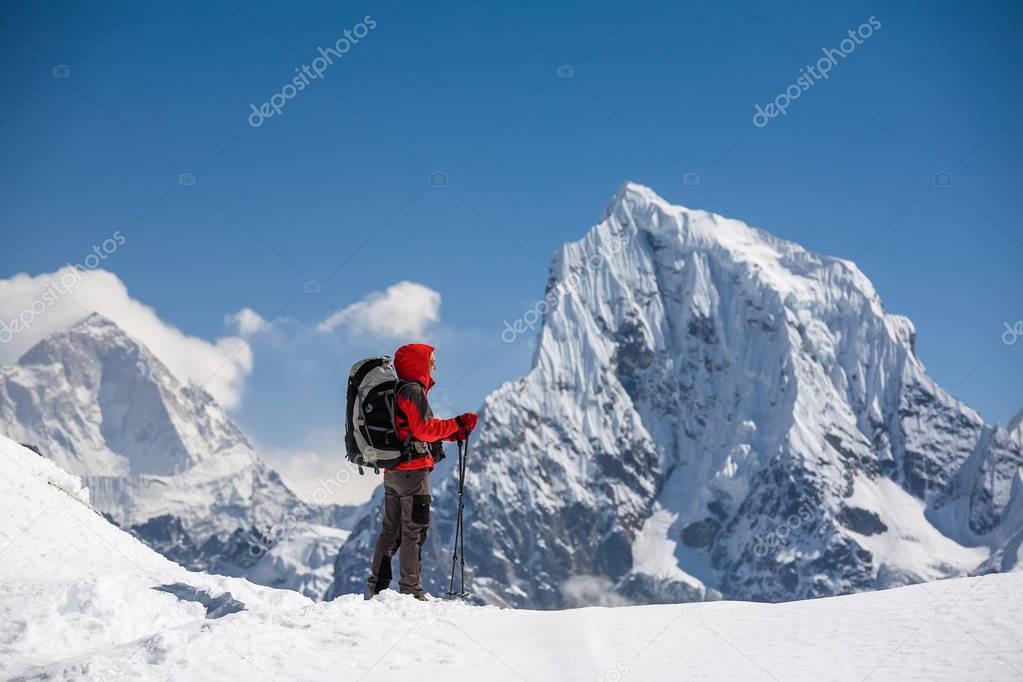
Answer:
[{"left": 394, "top": 343, "right": 435, "bottom": 390}]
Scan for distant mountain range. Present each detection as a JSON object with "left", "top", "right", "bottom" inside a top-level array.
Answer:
[
  {"left": 330, "top": 182, "right": 1023, "bottom": 607},
  {"left": 2, "top": 183, "right": 1019, "bottom": 610},
  {"left": 0, "top": 313, "right": 357, "bottom": 599}
]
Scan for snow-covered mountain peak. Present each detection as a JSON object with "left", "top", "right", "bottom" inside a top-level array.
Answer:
[
  {"left": 76, "top": 310, "right": 124, "bottom": 333},
  {"left": 1, "top": 315, "right": 356, "bottom": 598},
  {"left": 21, "top": 311, "right": 151, "bottom": 368},
  {"left": 4, "top": 311, "right": 247, "bottom": 478},
  {"left": 605, "top": 180, "right": 673, "bottom": 214},
  {"left": 596, "top": 183, "right": 885, "bottom": 318},
  {"left": 23, "top": 312, "right": 155, "bottom": 368},
  {"left": 334, "top": 182, "right": 1022, "bottom": 608},
  {"left": 73, "top": 310, "right": 121, "bottom": 334}
]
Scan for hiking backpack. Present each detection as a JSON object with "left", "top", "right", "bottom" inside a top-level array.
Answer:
[{"left": 345, "top": 356, "right": 436, "bottom": 473}]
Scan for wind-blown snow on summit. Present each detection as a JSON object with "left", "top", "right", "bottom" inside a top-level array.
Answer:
[
  {"left": 0, "top": 313, "right": 354, "bottom": 598},
  {"left": 331, "top": 182, "right": 1023, "bottom": 608}
]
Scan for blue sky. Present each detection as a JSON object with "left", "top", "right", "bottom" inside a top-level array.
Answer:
[{"left": 1, "top": 0, "right": 1021, "bottom": 500}]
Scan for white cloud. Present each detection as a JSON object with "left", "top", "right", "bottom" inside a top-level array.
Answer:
[
  {"left": 316, "top": 280, "right": 441, "bottom": 339},
  {"left": 0, "top": 267, "right": 253, "bottom": 409},
  {"left": 226, "top": 307, "right": 269, "bottom": 337}
]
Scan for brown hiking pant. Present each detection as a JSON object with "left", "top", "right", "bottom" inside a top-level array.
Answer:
[{"left": 367, "top": 468, "right": 431, "bottom": 597}]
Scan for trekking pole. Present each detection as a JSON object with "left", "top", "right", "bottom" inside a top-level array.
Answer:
[
  {"left": 446, "top": 439, "right": 462, "bottom": 597},
  {"left": 458, "top": 435, "right": 469, "bottom": 595},
  {"left": 447, "top": 436, "right": 469, "bottom": 598}
]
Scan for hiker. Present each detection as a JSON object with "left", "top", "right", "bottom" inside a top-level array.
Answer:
[{"left": 366, "top": 343, "right": 477, "bottom": 600}]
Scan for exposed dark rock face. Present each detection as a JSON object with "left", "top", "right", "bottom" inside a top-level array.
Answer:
[
  {"left": 153, "top": 583, "right": 246, "bottom": 619},
  {"left": 131, "top": 515, "right": 272, "bottom": 574},
  {"left": 131, "top": 515, "right": 201, "bottom": 568},
  {"left": 837, "top": 507, "right": 888, "bottom": 536},
  {"left": 681, "top": 518, "right": 721, "bottom": 548}
]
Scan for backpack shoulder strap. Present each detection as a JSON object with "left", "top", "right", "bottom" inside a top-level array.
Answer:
[
  {"left": 393, "top": 380, "right": 430, "bottom": 455},
  {"left": 394, "top": 380, "right": 425, "bottom": 405}
]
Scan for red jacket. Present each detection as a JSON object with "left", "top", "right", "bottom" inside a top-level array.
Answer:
[{"left": 390, "top": 343, "right": 461, "bottom": 471}]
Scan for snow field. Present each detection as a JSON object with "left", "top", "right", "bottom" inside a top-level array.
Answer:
[{"left": 4, "top": 435, "right": 1022, "bottom": 680}]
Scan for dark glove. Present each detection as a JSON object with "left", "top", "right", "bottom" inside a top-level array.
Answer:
[{"left": 455, "top": 412, "right": 478, "bottom": 439}]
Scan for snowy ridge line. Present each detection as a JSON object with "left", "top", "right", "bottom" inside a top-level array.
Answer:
[
  {"left": 1, "top": 438, "right": 90, "bottom": 505},
  {"left": 46, "top": 480, "right": 99, "bottom": 513}
]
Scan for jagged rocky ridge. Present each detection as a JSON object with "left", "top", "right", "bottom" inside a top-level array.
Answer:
[
  {"left": 0, "top": 313, "right": 356, "bottom": 598},
  {"left": 330, "top": 182, "right": 1023, "bottom": 608}
]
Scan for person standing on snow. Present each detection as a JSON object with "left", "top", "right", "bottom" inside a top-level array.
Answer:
[{"left": 366, "top": 343, "right": 477, "bottom": 600}]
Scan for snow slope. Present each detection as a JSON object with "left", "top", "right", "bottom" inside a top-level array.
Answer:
[
  {"left": 4, "top": 435, "right": 1021, "bottom": 681},
  {"left": 0, "top": 433, "right": 309, "bottom": 677},
  {"left": 331, "top": 182, "right": 1023, "bottom": 608},
  {"left": 0, "top": 313, "right": 355, "bottom": 599}
]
